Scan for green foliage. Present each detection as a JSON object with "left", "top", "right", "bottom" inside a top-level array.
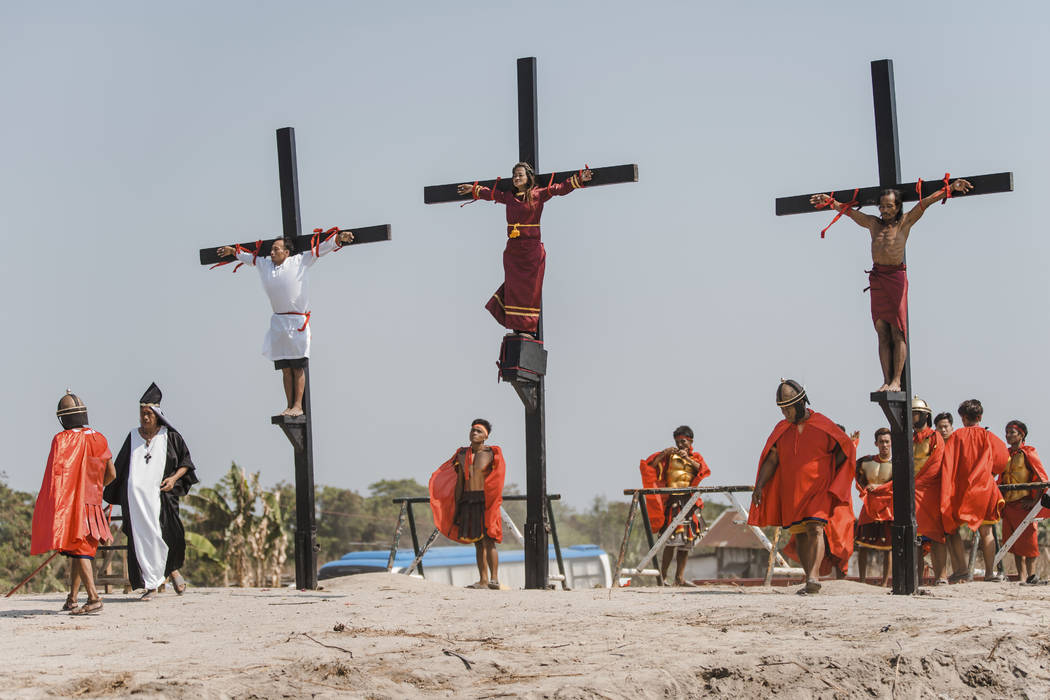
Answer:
[{"left": 0, "top": 473, "right": 64, "bottom": 594}]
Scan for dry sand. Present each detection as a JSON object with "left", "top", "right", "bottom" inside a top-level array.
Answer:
[{"left": 3, "top": 573, "right": 1050, "bottom": 698}]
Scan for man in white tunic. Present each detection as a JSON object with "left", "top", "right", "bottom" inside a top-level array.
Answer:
[
  {"left": 217, "top": 229, "right": 353, "bottom": 416},
  {"left": 104, "top": 383, "right": 198, "bottom": 599}
]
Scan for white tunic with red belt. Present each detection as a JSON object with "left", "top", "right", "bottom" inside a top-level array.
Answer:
[{"left": 236, "top": 237, "right": 341, "bottom": 361}]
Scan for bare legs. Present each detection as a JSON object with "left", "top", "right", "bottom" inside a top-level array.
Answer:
[
  {"left": 797, "top": 522, "right": 826, "bottom": 592},
  {"left": 659, "top": 547, "right": 692, "bottom": 586},
  {"left": 977, "top": 524, "right": 998, "bottom": 579},
  {"left": 875, "top": 320, "right": 907, "bottom": 392},
  {"left": 1013, "top": 554, "right": 1037, "bottom": 581},
  {"left": 280, "top": 367, "right": 306, "bottom": 416},
  {"left": 930, "top": 541, "right": 948, "bottom": 581},
  {"left": 472, "top": 537, "right": 499, "bottom": 587}
]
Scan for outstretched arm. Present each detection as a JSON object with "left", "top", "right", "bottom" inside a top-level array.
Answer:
[
  {"left": 902, "top": 178, "right": 973, "bottom": 227},
  {"left": 540, "top": 169, "right": 592, "bottom": 200},
  {"left": 810, "top": 193, "right": 880, "bottom": 229},
  {"left": 752, "top": 446, "right": 779, "bottom": 505},
  {"left": 216, "top": 245, "right": 256, "bottom": 266},
  {"left": 457, "top": 182, "right": 509, "bottom": 203}
]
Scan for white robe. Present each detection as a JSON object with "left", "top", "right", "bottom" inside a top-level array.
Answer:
[
  {"left": 127, "top": 427, "right": 169, "bottom": 589},
  {"left": 236, "top": 237, "right": 341, "bottom": 361}
]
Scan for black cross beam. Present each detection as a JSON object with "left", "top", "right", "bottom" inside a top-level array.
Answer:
[
  {"left": 424, "top": 57, "right": 638, "bottom": 589},
  {"left": 199, "top": 127, "right": 391, "bottom": 590},
  {"left": 775, "top": 59, "right": 1013, "bottom": 595}
]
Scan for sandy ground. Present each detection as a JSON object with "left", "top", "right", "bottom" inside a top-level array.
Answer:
[{"left": 3, "top": 574, "right": 1050, "bottom": 699}]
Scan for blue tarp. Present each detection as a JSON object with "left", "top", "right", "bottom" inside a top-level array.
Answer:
[{"left": 320, "top": 544, "right": 606, "bottom": 575}]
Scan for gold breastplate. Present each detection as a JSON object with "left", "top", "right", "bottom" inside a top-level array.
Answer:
[
  {"left": 913, "top": 437, "right": 931, "bottom": 475},
  {"left": 860, "top": 458, "right": 892, "bottom": 485},
  {"left": 666, "top": 453, "right": 698, "bottom": 489},
  {"left": 1003, "top": 452, "right": 1031, "bottom": 503}
]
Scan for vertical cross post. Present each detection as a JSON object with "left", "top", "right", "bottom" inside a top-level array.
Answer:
[
  {"left": 275, "top": 126, "right": 318, "bottom": 590},
  {"left": 869, "top": 60, "right": 918, "bottom": 595},
  {"left": 516, "top": 57, "right": 549, "bottom": 590}
]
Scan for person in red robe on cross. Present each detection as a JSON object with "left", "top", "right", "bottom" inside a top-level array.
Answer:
[{"left": 457, "top": 162, "right": 591, "bottom": 336}]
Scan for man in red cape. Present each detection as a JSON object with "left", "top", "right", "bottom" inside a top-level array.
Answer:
[
  {"left": 1000, "top": 420, "right": 1049, "bottom": 584},
  {"left": 429, "top": 419, "right": 506, "bottom": 589},
  {"left": 941, "top": 399, "right": 1009, "bottom": 582},
  {"left": 855, "top": 428, "right": 894, "bottom": 586},
  {"left": 639, "top": 425, "right": 712, "bottom": 586},
  {"left": 750, "top": 380, "right": 856, "bottom": 595},
  {"left": 911, "top": 397, "right": 949, "bottom": 582},
  {"left": 31, "top": 392, "right": 116, "bottom": 614},
  {"left": 810, "top": 179, "right": 973, "bottom": 393}
]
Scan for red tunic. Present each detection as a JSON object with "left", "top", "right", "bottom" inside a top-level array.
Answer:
[
  {"left": 31, "top": 428, "right": 112, "bottom": 557},
  {"left": 868, "top": 263, "right": 908, "bottom": 337},
  {"left": 474, "top": 176, "right": 585, "bottom": 332},
  {"left": 638, "top": 449, "right": 711, "bottom": 533},
  {"left": 429, "top": 445, "right": 507, "bottom": 543},
  {"left": 998, "top": 444, "right": 1049, "bottom": 558},
  {"left": 913, "top": 427, "right": 948, "bottom": 542},
  {"left": 941, "top": 426, "right": 1009, "bottom": 532},
  {"left": 856, "top": 456, "right": 894, "bottom": 525},
  {"left": 748, "top": 411, "right": 856, "bottom": 575}
]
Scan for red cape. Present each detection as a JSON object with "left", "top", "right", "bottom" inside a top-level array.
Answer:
[
  {"left": 748, "top": 411, "right": 856, "bottom": 575},
  {"left": 429, "top": 445, "right": 506, "bottom": 543},
  {"left": 31, "top": 428, "right": 112, "bottom": 555},
  {"left": 941, "top": 426, "right": 1009, "bottom": 532},
  {"left": 856, "top": 456, "right": 893, "bottom": 525},
  {"left": 639, "top": 450, "right": 711, "bottom": 531},
  {"left": 998, "top": 444, "right": 1050, "bottom": 518},
  {"left": 913, "top": 427, "right": 948, "bottom": 541}
]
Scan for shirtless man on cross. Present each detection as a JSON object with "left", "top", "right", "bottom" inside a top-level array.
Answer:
[{"left": 810, "top": 179, "right": 972, "bottom": 392}]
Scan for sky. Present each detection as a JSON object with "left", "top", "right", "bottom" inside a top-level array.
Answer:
[{"left": 2, "top": 2, "right": 1047, "bottom": 519}]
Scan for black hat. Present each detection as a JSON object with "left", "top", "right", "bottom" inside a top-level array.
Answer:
[{"left": 139, "top": 382, "right": 162, "bottom": 406}]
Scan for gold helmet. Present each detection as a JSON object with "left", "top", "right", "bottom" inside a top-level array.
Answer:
[{"left": 912, "top": 396, "right": 932, "bottom": 414}]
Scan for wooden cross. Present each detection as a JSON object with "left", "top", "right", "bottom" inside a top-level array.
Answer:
[
  {"left": 775, "top": 59, "right": 1013, "bottom": 594},
  {"left": 199, "top": 127, "right": 391, "bottom": 590},
  {"left": 424, "top": 57, "right": 638, "bottom": 589}
]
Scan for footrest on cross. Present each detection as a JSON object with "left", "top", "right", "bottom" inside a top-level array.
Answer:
[
  {"left": 271, "top": 414, "right": 307, "bottom": 425},
  {"left": 497, "top": 335, "right": 547, "bottom": 383},
  {"left": 271, "top": 414, "right": 307, "bottom": 452},
  {"left": 869, "top": 391, "right": 907, "bottom": 403}
]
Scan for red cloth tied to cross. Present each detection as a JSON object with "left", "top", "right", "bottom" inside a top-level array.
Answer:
[
  {"left": 210, "top": 240, "right": 262, "bottom": 272},
  {"left": 311, "top": 227, "right": 342, "bottom": 257},
  {"left": 816, "top": 189, "right": 859, "bottom": 238}
]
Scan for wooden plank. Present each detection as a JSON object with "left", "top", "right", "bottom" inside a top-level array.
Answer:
[
  {"left": 424, "top": 163, "right": 638, "bottom": 204},
  {"left": 775, "top": 171, "right": 1013, "bottom": 216},
  {"left": 199, "top": 225, "right": 391, "bottom": 265}
]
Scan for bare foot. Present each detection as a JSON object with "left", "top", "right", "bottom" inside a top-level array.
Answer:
[
  {"left": 674, "top": 579, "right": 698, "bottom": 588},
  {"left": 886, "top": 381, "right": 902, "bottom": 392},
  {"left": 875, "top": 383, "right": 891, "bottom": 393},
  {"left": 280, "top": 408, "right": 293, "bottom": 416},
  {"left": 465, "top": 581, "right": 488, "bottom": 589},
  {"left": 286, "top": 407, "right": 304, "bottom": 417}
]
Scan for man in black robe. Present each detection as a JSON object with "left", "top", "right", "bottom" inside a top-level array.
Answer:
[{"left": 104, "top": 383, "right": 198, "bottom": 599}]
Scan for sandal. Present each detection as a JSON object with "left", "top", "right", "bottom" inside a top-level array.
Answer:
[
  {"left": 70, "top": 598, "right": 103, "bottom": 615},
  {"left": 139, "top": 589, "right": 157, "bottom": 601},
  {"left": 62, "top": 594, "right": 78, "bottom": 611},
  {"left": 487, "top": 580, "right": 502, "bottom": 590},
  {"left": 984, "top": 573, "right": 1007, "bottom": 583},
  {"left": 947, "top": 572, "right": 972, "bottom": 584},
  {"left": 171, "top": 572, "right": 187, "bottom": 595}
]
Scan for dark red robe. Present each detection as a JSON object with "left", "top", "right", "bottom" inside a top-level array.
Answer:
[
  {"left": 639, "top": 449, "right": 711, "bottom": 534},
  {"left": 748, "top": 411, "right": 856, "bottom": 575},
  {"left": 998, "top": 444, "right": 1049, "bottom": 558},
  {"left": 941, "top": 426, "right": 1009, "bottom": 532},
  {"left": 429, "top": 445, "right": 506, "bottom": 543},
  {"left": 31, "top": 428, "right": 112, "bottom": 558},
  {"left": 473, "top": 175, "right": 586, "bottom": 332},
  {"left": 868, "top": 263, "right": 908, "bottom": 337}
]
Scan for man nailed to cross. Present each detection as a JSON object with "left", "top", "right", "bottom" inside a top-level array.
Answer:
[
  {"left": 216, "top": 228, "right": 353, "bottom": 416},
  {"left": 809, "top": 178, "right": 972, "bottom": 392},
  {"left": 455, "top": 162, "right": 592, "bottom": 337}
]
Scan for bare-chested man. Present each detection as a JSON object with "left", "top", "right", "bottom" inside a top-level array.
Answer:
[
  {"left": 428, "top": 419, "right": 507, "bottom": 589},
  {"left": 810, "top": 180, "right": 972, "bottom": 392}
]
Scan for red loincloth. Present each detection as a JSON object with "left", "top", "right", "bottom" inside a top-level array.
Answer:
[
  {"left": 429, "top": 445, "right": 506, "bottom": 544},
  {"left": 639, "top": 450, "right": 711, "bottom": 534},
  {"left": 913, "top": 427, "right": 948, "bottom": 542},
  {"left": 749, "top": 411, "right": 856, "bottom": 575},
  {"left": 941, "top": 426, "right": 1009, "bottom": 532},
  {"left": 474, "top": 178, "right": 584, "bottom": 333},
  {"left": 868, "top": 263, "right": 908, "bottom": 337},
  {"left": 31, "top": 428, "right": 112, "bottom": 557}
]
